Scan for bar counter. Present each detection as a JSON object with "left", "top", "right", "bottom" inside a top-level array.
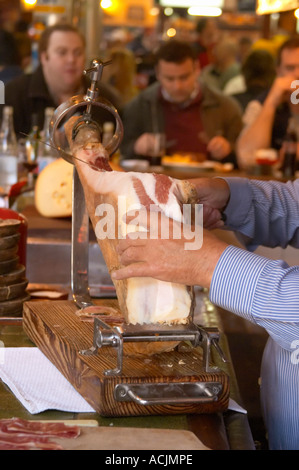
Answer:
[
  {"left": 0, "top": 200, "right": 257, "bottom": 450},
  {"left": 0, "top": 293, "right": 255, "bottom": 450}
]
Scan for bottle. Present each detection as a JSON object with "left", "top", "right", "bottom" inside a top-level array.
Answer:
[
  {"left": 102, "top": 121, "right": 114, "bottom": 147},
  {"left": 38, "top": 107, "right": 56, "bottom": 173},
  {"left": 24, "top": 113, "right": 40, "bottom": 187},
  {"left": 0, "top": 106, "right": 18, "bottom": 193},
  {"left": 102, "top": 121, "right": 121, "bottom": 165},
  {"left": 281, "top": 118, "right": 297, "bottom": 180}
]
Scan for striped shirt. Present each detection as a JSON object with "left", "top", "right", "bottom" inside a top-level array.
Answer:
[{"left": 209, "top": 177, "right": 299, "bottom": 450}]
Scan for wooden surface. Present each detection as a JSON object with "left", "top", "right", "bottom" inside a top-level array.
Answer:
[
  {"left": 22, "top": 299, "right": 229, "bottom": 418},
  {"left": 12, "top": 194, "right": 256, "bottom": 449},
  {"left": 54, "top": 426, "right": 210, "bottom": 450},
  {"left": 0, "top": 306, "right": 255, "bottom": 449}
]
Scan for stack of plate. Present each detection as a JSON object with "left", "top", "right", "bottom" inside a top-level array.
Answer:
[{"left": 0, "top": 219, "right": 30, "bottom": 317}]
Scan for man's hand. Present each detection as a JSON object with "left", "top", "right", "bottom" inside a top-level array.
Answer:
[
  {"left": 134, "top": 133, "right": 158, "bottom": 156},
  {"left": 207, "top": 136, "right": 232, "bottom": 160},
  {"left": 112, "top": 210, "right": 228, "bottom": 288},
  {"left": 186, "top": 177, "right": 230, "bottom": 229},
  {"left": 265, "top": 75, "right": 297, "bottom": 109}
]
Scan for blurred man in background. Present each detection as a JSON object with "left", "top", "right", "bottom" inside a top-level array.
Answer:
[
  {"left": 121, "top": 39, "right": 242, "bottom": 166},
  {"left": 1, "top": 23, "right": 122, "bottom": 137},
  {"left": 237, "top": 36, "right": 299, "bottom": 169}
]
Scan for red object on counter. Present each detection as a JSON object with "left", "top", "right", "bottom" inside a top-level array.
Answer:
[
  {"left": 0, "top": 208, "right": 28, "bottom": 266},
  {"left": 9, "top": 181, "right": 27, "bottom": 198}
]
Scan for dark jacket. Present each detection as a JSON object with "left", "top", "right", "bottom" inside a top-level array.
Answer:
[
  {"left": 0, "top": 65, "right": 123, "bottom": 138},
  {"left": 120, "top": 80, "right": 243, "bottom": 164}
]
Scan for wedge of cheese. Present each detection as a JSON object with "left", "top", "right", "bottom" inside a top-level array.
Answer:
[{"left": 35, "top": 158, "right": 73, "bottom": 218}]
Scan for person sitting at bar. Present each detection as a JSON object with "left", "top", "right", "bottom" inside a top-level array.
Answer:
[
  {"left": 200, "top": 38, "right": 241, "bottom": 92},
  {"left": 102, "top": 46, "right": 139, "bottom": 105},
  {"left": 237, "top": 36, "right": 299, "bottom": 170},
  {"left": 193, "top": 17, "right": 221, "bottom": 70},
  {"left": 0, "top": 23, "right": 123, "bottom": 137},
  {"left": 225, "top": 48, "right": 276, "bottom": 111},
  {"left": 112, "top": 175, "right": 299, "bottom": 450},
  {"left": 120, "top": 39, "right": 243, "bottom": 166}
]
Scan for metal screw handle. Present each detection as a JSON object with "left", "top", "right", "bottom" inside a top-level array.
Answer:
[{"left": 84, "top": 59, "right": 112, "bottom": 114}]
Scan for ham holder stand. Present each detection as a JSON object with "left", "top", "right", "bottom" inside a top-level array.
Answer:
[{"left": 22, "top": 60, "right": 230, "bottom": 417}]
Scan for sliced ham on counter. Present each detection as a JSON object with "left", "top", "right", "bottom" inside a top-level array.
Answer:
[
  {"left": 0, "top": 418, "right": 80, "bottom": 450},
  {"left": 75, "top": 305, "right": 124, "bottom": 324},
  {"left": 0, "top": 433, "right": 64, "bottom": 450},
  {"left": 65, "top": 117, "right": 198, "bottom": 326}
]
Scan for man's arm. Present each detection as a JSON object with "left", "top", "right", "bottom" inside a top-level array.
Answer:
[
  {"left": 113, "top": 223, "right": 228, "bottom": 289},
  {"left": 236, "top": 97, "right": 276, "bottom": 167},
  {"left": 223, "top": 178, "right": 299, "bottom": 250},
  {"left": 187, "top": 177, "right": 299, "bottom": 249},
  {"left": 237, "top": 76, "right": 296, "bottom": 169},
  {"left": 210, "top": 244, "right": 299, "bottom": 351},
  {"left": 113, "top": 177, "right": 299, "bottom": 349},
  {"left": 120, "top": 94, "right": 154, "bottom": 159}
]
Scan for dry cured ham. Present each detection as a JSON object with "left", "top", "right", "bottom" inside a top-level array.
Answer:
[
  {"left": 0, "top": 417, "right": 80, "bottom": 450},
  {"left": 65, "top": 117, "right": 197, "bottom": 326},
  {"left": 75, "top": 305, "right": 123, "bottom": 324}
]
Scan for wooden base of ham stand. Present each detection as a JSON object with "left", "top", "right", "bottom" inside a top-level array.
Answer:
[{"left": 23, "top": 299, "right": 229, "bottom": 417}]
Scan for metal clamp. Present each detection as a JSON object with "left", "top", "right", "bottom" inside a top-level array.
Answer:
[
  {"left": 49, "top": 58, "right": 123, "bottom": 161},
  {"left": 79, "top": 318, "right": 228, "bottom": 376},
  {"left": 48, "top": 58, "right": 124, "bottom": 308},
  {"left": 198, "top": 326, "right": 229, "bottom": 373},
  {"left": 80, "top": 317, "right": 124, "bottom": 375}
]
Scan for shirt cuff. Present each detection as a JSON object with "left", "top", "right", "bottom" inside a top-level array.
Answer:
[
  {"left": 209, "top": 244, "right": 270, "bottom": 323},
  {"left": 222, "top": 177, "right": 253, "bottom": 228}
]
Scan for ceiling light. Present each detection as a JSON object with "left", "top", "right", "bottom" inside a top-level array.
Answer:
[
  {"left": 188, "top": 6, "right": 222, "bottom": 16},
  {"left": 167, "top": 28, "right": 177, "bottom": 38},
  {"left": 164, "top": 7, "right": 174, "bottom": 16}
]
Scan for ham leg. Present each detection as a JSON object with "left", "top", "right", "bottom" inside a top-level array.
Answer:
[{"left": 65, "top": 117, "right": 197, "bottom": 325}]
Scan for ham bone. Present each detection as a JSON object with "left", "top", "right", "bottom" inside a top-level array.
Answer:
[{"left": 65, "top": 116, "right": 198, "bottom": 325}]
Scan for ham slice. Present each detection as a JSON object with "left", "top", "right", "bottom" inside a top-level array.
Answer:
[
  {"left": 65, "top": 117, "right": 197, "bottom": 326},
  {"left": 0, "top": 417, "right": 80, "bottom": 450}
]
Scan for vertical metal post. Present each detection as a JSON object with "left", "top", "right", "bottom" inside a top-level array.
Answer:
[{"left": 71, "top": 168, "right": 93, "bottom": 308}]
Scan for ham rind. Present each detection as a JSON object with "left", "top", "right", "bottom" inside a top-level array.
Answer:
[{"left": 65, "top": 117, "right": 197, "bottom": 325}]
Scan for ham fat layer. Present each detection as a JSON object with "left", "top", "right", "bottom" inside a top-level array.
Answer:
[{"left": 66, "top": 119, "right": 197, "bottom": 325}]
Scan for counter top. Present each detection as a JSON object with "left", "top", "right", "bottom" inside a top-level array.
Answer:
[
  {"left": 0, "top": 288, "right": 255, "bottom": 450},
  {"left": 0, "top": 178, "right": 257, "bottom": 450}
]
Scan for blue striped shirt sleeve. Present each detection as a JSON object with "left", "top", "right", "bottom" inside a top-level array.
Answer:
[
  {"left": 222, "top": 177, "right": 299, "bottom": 250},
  {"left": 210, "top": 245, "right": 299, "bottom": 351},
  {"left": 209, "top": 178, "right": 299, "bottom": 351}
]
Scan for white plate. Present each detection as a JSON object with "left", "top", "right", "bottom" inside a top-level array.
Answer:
[{"left": 120, "top": 159, "right": 149, "bottom": 171}]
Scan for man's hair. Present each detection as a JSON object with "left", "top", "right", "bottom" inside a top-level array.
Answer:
[
  {"left": 154, "top": 40, "right": 197, "bottom": 65},
  {"left": 38, "top": 23, "right": 85, "bottom": 56},
  {"left": 277, "top": 36, "right": 299, "bottom": 65},
  {"left": 242, "top": 49, "right": 276, "bottom": 89}
]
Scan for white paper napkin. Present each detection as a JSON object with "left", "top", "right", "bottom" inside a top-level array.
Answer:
[
  {"left": 0, "top": 347, "right": 95, "bottom": 414},
  {"left": 0, "top": 347, "right": 247, "bottom": 416}
]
